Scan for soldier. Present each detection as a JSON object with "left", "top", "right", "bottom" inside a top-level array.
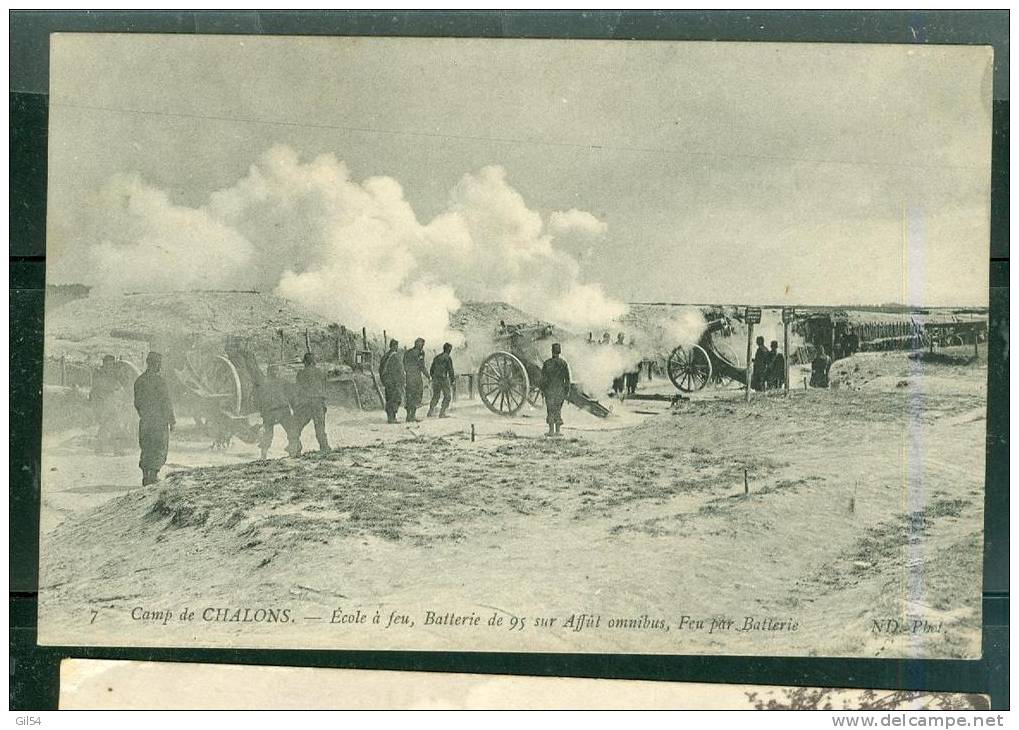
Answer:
[
  {"left": 90, "top": 354, "right": 123, "bottom": 454},
  {"left": 291, "top": 352, "right": 331, "bottom": 454},
  {"left": 254, "top": 367, "right": 298, "bottom": 460},
  {"left": 611, "top": 332, "right": 626, "bottom": 396},
  {"left": 766, "top": 340, "right": 785, "bottom": 391},
  {"left": 402, "top": 337, "right": 430, "bottom": 423},
  {"left": 379, "top": 339, "right": 398, "bottom": 380},
  {"left": 751, "top": 335, "right": 771, "bottom": 391},
  {"left": 539, "top": 342, "right": 570, "bottom": 438},
  {"left": 810, "top": 345, "right": 832, "bottom": 388},
  {"left": 133, "top": 351, "right": 175, "bottom": 486},
  {"left": 380, "top": 339, "right": 405, "bottom": 424},
  {"left": 427, "top": 342, "right": 456, "bottom": 418}
]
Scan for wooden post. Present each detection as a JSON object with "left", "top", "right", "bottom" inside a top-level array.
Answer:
[
  {"left": 362, "top": 327, "right": 369, "bottom": 350},
  {"left": 744, "top": 469, "right": 749, "bottom": 495},
  {"left": 471, "top": 424, "right": 476, "bottom": 443},
  {"left": 974, "top": 329, "right": 979, "bottom": 359},
  {"left": 304, "top": 329, "right": 312, "bottom": 355},
  {"left": 60, "top": 356, "right": 66, "bottom": 386},
  {"left": 744, "top": 322, "right": 754, "bottom": 402},
  {"left": 783, "top": 310, "right": 791, "bottom": 396},
  {"left": 743, "top": 306, "right": 761, "bottom": 401},
  {"left": 382, "top": 330, "right": 388, "bottom": 349}
]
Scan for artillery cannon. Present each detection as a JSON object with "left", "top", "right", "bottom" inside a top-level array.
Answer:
[
  {"left": 666, "top": 316, "right": 749, "bottom": 393},
  {"left": 476, "top": 323, "right": 610, "bottom": 418},
  {"left": 106, "top": 329, "right": 271, "bottom": 443}
]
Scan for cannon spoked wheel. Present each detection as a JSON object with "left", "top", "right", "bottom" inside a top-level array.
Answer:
[
  {"left": 667, "top": 344, "right": 713, "bottom": 392},
  {"left": 478, "top": 351, "right": 530, "bottom": 416},
  {"left": 946, "top": 335, "right": 964, "bottom": 347},
  {"left": 181, "top": 351, "right": 244, "bottom": 417}
]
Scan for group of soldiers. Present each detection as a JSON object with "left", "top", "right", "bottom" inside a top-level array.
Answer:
[
  {"left": 377, "top": 336, "right": 571, "bottom": 438},
  {"left": 88, "top": 351, "right": 177, "bottom": 485},
  {"left": 750, "top": 336, "right": 787, "bottom": 392},
  {"left": 378, "top": 338, "right": 457, "bottom": 424},
  {"left": 603, "top": 332, "right": 642, "bottom": 397},
  {"left": 119, "top": 350, "right": 334, "bottom": 487},
  {"left": 96, "top": 331, "right": 579, "bottom": 486},
  {"left": 750, "top": 336, "right": 834, "bottom": 390}
]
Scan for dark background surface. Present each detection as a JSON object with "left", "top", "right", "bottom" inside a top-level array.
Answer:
[{"left": 9, "top": 10, "right": 1009, "bottom": 711}]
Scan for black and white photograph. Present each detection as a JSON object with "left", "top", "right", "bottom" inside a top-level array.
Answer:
[{"left": 37, "top": 33, "right": 992, "bottom": 658}]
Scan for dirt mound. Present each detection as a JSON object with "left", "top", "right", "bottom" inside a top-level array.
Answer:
[
  {"left": 829, "top": 350, "right": 987, "bottom": 396},
  {"left": 45, "top": 291, "right": 333, "bottom": 364},
  {"left": 449, "top": 301, "right": 542, "bottom": 332}
]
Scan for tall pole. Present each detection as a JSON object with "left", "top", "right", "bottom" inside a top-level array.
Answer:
[
  {"left": 745, "top": 322, "right": 754, "bottom": 402},
  {"left": 783, "top": 313, "right": 790, "bottom": 396}
]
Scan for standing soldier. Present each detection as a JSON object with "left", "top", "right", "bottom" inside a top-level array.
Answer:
[
  {"left": 255, "top": 368, "right": 298, "bottom": 460},
  {"left": 291, "top": 352, "right": 331, "bottom": 454},
  {"left": 380, "top": 339, "right": 398, "bottom": 381},
  {"left": 751, "top": 335, "right": 771, "bottom": 391},
  {"left": 90, "top": 354, "right": 123, "bottom": 454},
  {"left": 380, "top": 339, "right": 405, "bottom": 424},
  {"left": 427, "top": 342, "right": 456, "bottom": 418},
  {"left": 810, "top": 345, "right": 832, "bottom": 388},
  {"left": 402, "top": 337, "right": 430, "bottom": 423},
  {"left": 539, "top": 342, "right": 571, "bottom": 438},
  {"left": 133, "top": 351, "right": 175, "bottom": 486},
  {"left": 766, "top": 340, "right": 785, "bottom": 391}
]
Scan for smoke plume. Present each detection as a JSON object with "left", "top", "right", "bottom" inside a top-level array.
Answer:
[{"left": 83, "top": 146, "right": 626, "bottom": 344}]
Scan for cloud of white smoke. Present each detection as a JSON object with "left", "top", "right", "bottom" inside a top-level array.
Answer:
[
  {"left": 662, "top": 306, "right": 709, "bottom": 347},
  {"left": 548, "top": 208, "right": 609, "bottom": 238},
  {"left": 83, "top": 146, "right": 626, "bottom": 344},
  {"left": 88, "top": 173, "right": 255, "bottom": 292},
  {"left": 568, "top": 344, "right": 638, "bottom": 394}
]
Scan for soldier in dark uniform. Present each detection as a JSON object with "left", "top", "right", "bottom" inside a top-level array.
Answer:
[
  {"left": 255, "top": 369, "right": 298, "bottom": 460},
  {"left": 751, "top": 335, "right": 771, "bottom": 391},
  {"left": 402, "top": 337, "right": 429, "bottom": 423},
  {"left": 133, "top": 351, "right": 175, "bottom": 486},
  {"left": 291, "top": 352, "right": 330, "bottom": 454},
  {"left": 381, "top": 339, "right": 405, "bottom": 424},
  {"left": 379, "top": 339, "right": 398, "bottom": 380},
  {"left": 91, "top": 354, "right": 123, "bottom": 454},
  {"left": 427, "top": 342, "right": 456, "bottom": 418},
  {"left": 540, "top": 343, "right": 570, "bottom": 437},
  {"left": 766, "top": 340, "right": 785, "bottom": 391},
  {"left": 810, "top": 346, "right": 832, "bottom": 388}
]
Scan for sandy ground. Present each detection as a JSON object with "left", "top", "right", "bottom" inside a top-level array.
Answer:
[{"left": 38, "top": 352, "right": 987, "bottom": 658}]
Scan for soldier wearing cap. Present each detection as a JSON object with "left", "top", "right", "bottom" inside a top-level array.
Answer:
[
  {"left": 539, "top": 342, "right": 571, "bottom": 437},
  {"left": 427, "top": 342, "right": 456, "bottom": 418},
  {"left": 291, "top": 351, "right": 330, "bottom": 454},
  {"left": 766, "top": 340, "right": 785, "bottom": 391},
  {"left": 380, "top": 339, "right": 405, "bottom": 424},
  {"left": 91, "top": 354, "right": 124, "bottom": 454},
  {"left": 402, "top": 337, "right": 429, "bottom": 423},
  {"left": 133, "top": 351, "right": 175, "bottom": 486},
  {"left": 751, "top": 335, "right": 771, "bottom": 391}
]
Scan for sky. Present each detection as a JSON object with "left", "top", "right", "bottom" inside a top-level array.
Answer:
[{"left": 46, "top": 34, "right": 993, "bottom": 311}]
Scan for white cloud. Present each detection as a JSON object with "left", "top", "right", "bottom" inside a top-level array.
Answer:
[
  {"left": 548, "top": 208, "right": 608, "bottom": 238},
  {"left": 83, "top": 148, "right": 628, "bottom": 341}
]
